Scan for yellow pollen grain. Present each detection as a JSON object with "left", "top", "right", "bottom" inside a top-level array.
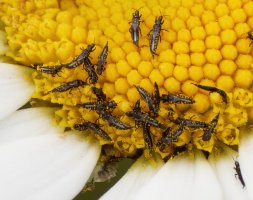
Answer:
[
  {"left": 203, "top": 63, "right": 221, "bottom": 80},
  {"left": 127, "top": 87, "right": 140, "bottom": 103},
  {"left": 189, "top": 66, "right": 204, "bottom": 82},
  {"left": 234, "top": 23, "right": 250, "bottom": 36},
  {"left": 201, "top": 11, "right": 216, "bottom": 25},
  {"left": 127, "top": 70, "right": 142, "bottom": 86},
  {"left": 181, "top": 80, "right": 198, "bottom": 96},
  {"left": 218, "top": 15, "right": 235, "bottom": 29},
  {"left": 236, "top": 39, "right": 251, "bottom": 54},
  {"left": 164, "top": 77, "right": 181, "bottom": 93},
  {"left": 205, "top": 35, "right": 222, "bottom": 49},
  {"left": 138, "top": 61, "right": 153, "bottom": 78},
  {"left": 115, "top": 78, "right": 129, "bottom": 95},
  {"left": 190, "top": 53, "right": 206, "bottom": 66},
  {"left": 126, "top": 51, "right": 141, "bottom": 68},
  {"left": 215, "top": 3, "right": 229, "bottom": 17},
  {"left": 111, "top": 47, "right": 125, "bottom": 62},
  {"left": 191, "top": 26, "right": 206, "bottom": 40},
  {"left": 205, "top": 49, "right": 222, "bottom": 64},
  {"left": 220, "top": 29, "right": 237, "bottom": 44},
  {"left": 116, "top": 60, "right": 131, "bottom": 77},
  {"left": 219, "top": 60, "right": 237, "bottom": 75},
  {"left": 190, "top": 40, "right": 205, "bottom": 53},
  {"left": 173, "top": 66, "right": 189, "bottom": 82},
  {"left": 139, "top": 79, "right": 153, "bottom": 94},
  {"left": 192, "top": 93, "right": 211, "bottom": 113},
  {"left": 158, "top": 49, "right": 176, "bottom": 63},
  {"left": 105, "top": 64, "right": 119, "bottom": 82},
  {"left": 236, "top": 54, "right": 252, "bottom": 69},
  {"left": 205, "top": 22, "right": 221, "bottom": 35},
  {"left": 234, "top": 69, "right": 253, "bottom": 88},
  {"left": 221, "top": 45, "right": 238, "bottom": 60},
  {"left": 173, "top": 41, "right": 189, "bottom": 54},
  {"left": 159, "top": 62, "right": 174, "bottom": 78},
  {"left": 176, "top": 54, "right": 191, "bottom": 67},
  {"left": 149, "top": 69, "right": 165, "bottom": 86},
  {"left": 216, "top": 75, "right": 234, "bottom": 92},
  {"left": 231, "top": 8, "right": 247, "bottom": 23},
  {"left": 187, "top": 16, "right": 202, "bottom": 30},
  {"left": 177, "top": 28, "right": 191, "bottom": 42},
  {"left": 243, "top": 2, "right": 253, "bottom": 17}
]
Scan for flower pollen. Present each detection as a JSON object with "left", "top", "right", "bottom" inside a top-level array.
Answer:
[{"left": 1, "top": 0, "right": 253, "bottom": 159}]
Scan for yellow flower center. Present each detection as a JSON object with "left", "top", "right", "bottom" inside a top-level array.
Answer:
[{"left": 1, "top": 0, "right": 253, "bottom": 159}]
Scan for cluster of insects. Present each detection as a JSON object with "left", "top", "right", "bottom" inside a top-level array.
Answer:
[{"left": 33, "top": 8, "right": 252, "bottom": 189}]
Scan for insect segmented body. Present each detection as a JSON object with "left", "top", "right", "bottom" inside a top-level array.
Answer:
[
  {"left": 148, "top": 16, "right": 164, "bottom": 57},
  {"left": 161, "top": 93, "right": 195, "bottom": 104},
  {"left": 153, "top": 82, "right": 160, "bottom": 115},
  {"left": 125, "top": 109, "right": 166, "bottom": 130},
  {"left": 172, "top": 117, "right": 209, "bottom": 129},
  {"left": 91, "top": 86, "right": 107, "bottom": 101},
  {"left": 247, "top": 32, "right": 253, "bottom": 46},
  {"left": 73, "top": 122, "right": 112, "bottom": 141},
  {"left": 77, "top": 101, "right": 117, "bottom": 112},
  {"left": 142, "top": 123, "right": 153, "bottom": 154},
  {"left": 129, "top": 10, "right": 142, "bottom": 46},
  {"left": 65, "top": 43, "right": 96, "bottom": 69},
  {"left": 234, "top": 160, "right": 245, "bottom": 188},
  {"left": 97, "top": 42, "right": 109, "bottom": 75},
  {"left": 39, "top": 65, "right": 63, "bottom": 76},
  {"left": 83, "top": 58, "right": 98, "bottom": 84},
  {"left": 192, "top": 83, "right": 228, "bottom": 104},
  {"left": 157, "top": 120, "right": 186, "bottom": 146},
  {"left": 202, "top": 113, "right": 220, "bottom": 141},
  {"left": 98, "top": 110, "right": 132, "bottom": 130},
  {"left": 50, "top": 80, "right": 87, "bottom": 93}
]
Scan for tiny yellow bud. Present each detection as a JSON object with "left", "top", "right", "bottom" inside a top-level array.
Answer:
[
  {"left": 190, "top": 40, "right": 205, "bottom": 52},
  {"left": 171, "top": 17, "right": 186, "bottom": 31},
  {"left": 173, "top": 41, "right": 189, "bottom": 54},
  {"left": 115, "top": 78, "right": 129, "bottom": 94},
  {"left": 216, "top": 75, "right": 234, "bottom": 92},
  {"left": 71, "top": 27, "right": 87, "bottom": 44},
  {"left": 221, "top": 45, "right": 238, "bottom": 60},
  {"left": 72, "top": 15, "right": 87, "bottom": 28},
  {"left": 149, "top": 69, "right": 165, "bottom": 86},
  {"left": 220, "top": 29, "right": 237, "bottom": 44},
  {"left": 193, "top": 93, "right": 210, "bottom": 113},
  {"left": 126, "top": 51, "right": 141, "bottom": 68},
  {"left": 189, "top": 66, "right": 204, "bottom": 82},
  {"left": 159, "top": 62, "right": 174, "bottom": 78},
  {"left": 182, "top": 80, "right": 198, "bottom": 96},
  {"left": 234, "top": 23, "right": 250, "bottom": 36},
  {"left": 201, "top": 10, "right": 216, "bottom": 24},
  {"left": 127, "top": 70, "right": 142, "bottom": 86},
  {"left": 236, "top": 54, "right": 252, "bottom": 69},
  {"left": 105, "top": 64, "right": 119, "bottom": 82},
  {"left": 176, "top": 54, "right": 191, "bottom": 67},
  {"left": 56, "top": 23, "right": 72, "bottom": 39},
  {"left": 228, "top": 0, "right": 242, "bottom": 10},
  {"left": 204, "top": 0, "right": 218, "bottom": 10},
  {"left": 140, "top": 47, "right": 153, "bottom": 61},
  {"left": 187, "top": 16, "right": 202, "bottom": 29},
  {"left": 159, "top": 49, "right": 176, "bottom": 63},
  {"left": 191, "top": 4, "right": 204, "bottom": 17},
  {"left": 205, "top": 22, "right": 221, "bottom": 35},
  {"left": 182, "top": 0, "right": 194, "bottom": 8},
  {"left": 205, "top": 35, "right": 222, "bottom": 49},
  {"left": 177, "top": 7, "right": 190, "bottom": 21},
  {"left": 164, "top": 77, "right": 181, "bottom": 93},
  {"left": 139, "top": 79, "right": 153, "bottom": 94},
  {"left": 56, "top": 40, "right": 75, "bottom": 62},
  {"left": 177, "top": 29, "right": 191, "bottom": 42},
  {"left": 190, "top": 53, "right": 206, "bottom": 66},
  {"left": 103, "top": 83, "right": 115, "bottom": 99},
  {"left": 218, "top": 15, "right": 235, "bottom": 30},
  {"left": 205, "top": 49, "right": 222, "bottom": 64},
  {"left": 219, "top": 60, "right": 237, "bottom": 75},
  {"left": 191, "top": 26, "right": 206, "bottom": 40},
  {"left": 236, "top": 39, "right": 251, "bottom": 54},
  {"left": 243, "top": 2, "right": 253, "bottom": 17},
  {"left": 56, "top": 11, "right": 73, "bottom": 24},
  {"left": 111, "top": 47, "right": 125, "bottom": 62},
  {"left": 231, "top": 9, "right": 247, "bottom": 23},
  {"left": 234, "top": 69, "right": 253, "bottom": 88},
  {"left": 116, "top": 60, "right": 131, "bottom": 77},
  {"left": 173, "top": 66, "right": 189, "bottom": 82},
  {"left": 203, "top": 63, "right": 220, "bottom": 80},
  {"left": 215, "top": 3, "right": 229, "bottom": 17},
  {"left": 138, "top": 61, "right": 153, "bottom": 78},
  {"left": 127, "top": 87, "right": 140, "bottom": 103}
]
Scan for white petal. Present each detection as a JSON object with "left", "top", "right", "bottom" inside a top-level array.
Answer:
[
  {"left": 0, "top": 63, "right": 34, "bottom": 120},
  {"left": 100, "top": 156, "right": 164, "bottom": 200},
  {"left": 209, "top": 146, "right": 250, "bottom": 200},
  {"left": 0, "top": 108, "right": 101, "bottom": 200},
  {"left": 239, "top": 128, "right": 253, "bottom": 199},
  {"left": 133, "top": 153, "right": 222, "bottom": 200}
]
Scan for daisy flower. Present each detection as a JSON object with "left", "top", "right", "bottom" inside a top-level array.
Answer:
[{"left": 0, "top": 0, "right": 253, "bottom": 199}]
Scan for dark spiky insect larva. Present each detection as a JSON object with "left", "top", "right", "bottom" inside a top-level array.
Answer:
[
  {"left": 129, "top": 9, "right": 142, "bottom": 46},
  {"left": 49, "top": 80, "right": 88, "bottom": 93},
  {"left": 234, "top": 160, "right": 246, "bottom": 188},
  {"left": 202, "top": 113, "right": 220, "bottom": 141},
  {"left": 142, "top": 123, "right": 153, "bottom": 155},
  {"left": 73, "top": 121, "right": 112, "bottom": 141},
  {"left": 192, "top": 83, "right": 228, "bottom": 104},
  {"left": 148, "top": 16, "right": 165, "bottom": 57},
  {"left": 64, "top": 43, "right": 96, "bottom": 69},
  {"left": 83, "top": 58, "right": 98, "bottom": 84},
  {"left": 161, "top": 93, "right": 195, "bottom": 104},
  {"left": 97, "top": 41, "right": 109, "bottom": 75}
]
